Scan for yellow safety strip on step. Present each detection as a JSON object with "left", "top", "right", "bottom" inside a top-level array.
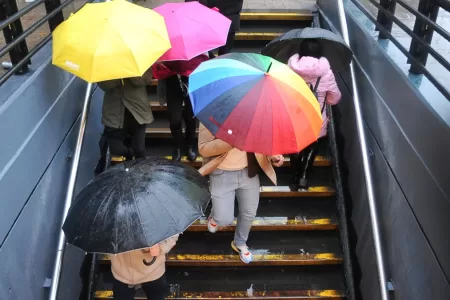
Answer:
[
  {"left": 110, "top": 156, "right": 126, "bottom": 162},
  {"left": 192, "top": 218, "right": 334, "bottom": 227},
  {"left": 240, "top": 12, "right": 313, "bottom": 21},
  {"left": 95, "top": 289, "right": 345, "bottom": 299},
  {"left": 99, "top": 253, "right": 342, "bottom": 264},
  {"left": 235, "top": 32, "right": 281, "bottom": 40}
]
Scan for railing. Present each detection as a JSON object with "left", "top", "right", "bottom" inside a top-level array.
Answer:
[
  {"left": 349, "top": 0, "right": 450, "bottom": 100},
  {"left": 336, "top": 1, "right": 392, "bottom": 299},
  {"left": 0, "top": 0, "right": 90, "bottom": 86}
]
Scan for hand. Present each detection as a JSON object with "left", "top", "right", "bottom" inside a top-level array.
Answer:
[
  {"left": 269, "top": 155, "right": 284, "bottom": 167},
  {"left": 149, "top": 244, "right": 162, "bottom": 256}
]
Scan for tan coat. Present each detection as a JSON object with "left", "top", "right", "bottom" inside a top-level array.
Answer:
[
  {"left": 99, "top": 70, "right": 154, "bottom": 129},
  {"left": 110, "top": 235, "right": 179, "bottom": 285},
  {"left": 198, "top": 124, "right": 277, "bottom": 185}
]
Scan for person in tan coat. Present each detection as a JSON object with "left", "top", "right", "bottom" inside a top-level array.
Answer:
[
  {"left": 109, "top": 235, "right": 179, "bottom": 300},
  {"left": 198, "top": 124, "right": 283, "bottom": 264}
]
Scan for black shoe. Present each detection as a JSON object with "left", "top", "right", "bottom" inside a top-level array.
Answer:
[
  {"left": 187, "top": 146, "right": 198, "bottom": 162},
  {"left": 298, "top": 177, "right": 309, "bottom": 190},
  {"left": 172, "top": 148, "right": 182, "bottom": 161}
]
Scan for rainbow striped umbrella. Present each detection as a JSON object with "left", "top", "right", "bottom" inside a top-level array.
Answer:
[{"left": 188, "top": 53, "right": 322, "bottom": 155}]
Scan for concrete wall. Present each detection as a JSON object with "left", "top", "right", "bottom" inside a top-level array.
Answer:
[
  {"left": 0, "top": 42, "right": 103, "bottom": 300},
  {"left": 318, "top": 1, "right": 450, "bottom": 299}
]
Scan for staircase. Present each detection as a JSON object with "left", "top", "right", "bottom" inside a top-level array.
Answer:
[{"left": 92, "top": 8, "right": 349, "bottom": 300}]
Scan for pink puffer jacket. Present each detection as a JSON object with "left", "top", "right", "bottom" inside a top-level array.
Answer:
[{"left": 288, "top": 55, "right": 341, "bottom": 138}]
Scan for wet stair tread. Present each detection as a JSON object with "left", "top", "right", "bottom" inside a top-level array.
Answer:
[
  {"left": 95, "top": 265, "right": 346, "bottom": 299},
  {"left": 189, "top": 216, "right": 338, "bottom": 231},
  {"left": 99, "top": 232, "right": 343, "bottom": 266},
  {"left": 160, "top": 155, "right": 331, "bottom": 167}
]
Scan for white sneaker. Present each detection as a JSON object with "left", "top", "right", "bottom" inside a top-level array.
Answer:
[
  {"left": 207, "top": 216, "right": 219, "bottom": 233},
  {"left": 231, "top": 241, "right": 253, "bottom": 264}
]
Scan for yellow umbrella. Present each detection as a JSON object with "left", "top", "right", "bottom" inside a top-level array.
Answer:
[{"left": 52, "top": 0, "right": 171, "bottom": 82}]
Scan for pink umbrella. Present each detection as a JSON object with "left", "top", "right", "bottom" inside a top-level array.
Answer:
[{"left": 154, "top": 2, "right": 231, "bottom": 61}]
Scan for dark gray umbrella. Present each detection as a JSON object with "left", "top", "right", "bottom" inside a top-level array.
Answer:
[
  {"left": 62, "top": 157, "right": 210, "bottom": 254},
  {"left": 261, "top": 28, "right": 352, "bottom": 72}
]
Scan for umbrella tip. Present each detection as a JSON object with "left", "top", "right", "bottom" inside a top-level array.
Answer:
[{"left": 264, "top": 72, "right": 269, "bottom": 76}]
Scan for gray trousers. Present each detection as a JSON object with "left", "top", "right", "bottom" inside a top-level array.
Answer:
[{"left": 209, "top": 168, "right": 260, "bottom": 247}]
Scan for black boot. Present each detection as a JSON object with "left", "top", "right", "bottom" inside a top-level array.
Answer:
[
  {"left": 187, "top": 145, "right": 198, "bottom": 162},
  {"left": 289, "top": 153, "right": 300, "bottom": 191},
  {"left": 172, "top": 148, "right": 182, "bottom": 161},
  {"left": 298, "top": 142, "right": 318, "bottom": 190}
]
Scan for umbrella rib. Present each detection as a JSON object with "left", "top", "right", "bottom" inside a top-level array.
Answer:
[
  {"left": 88, "top": 176, "right": 122, "bottom": 249},
  {"left": 129, "top": 185, "right": 149, "bottom": 246}
]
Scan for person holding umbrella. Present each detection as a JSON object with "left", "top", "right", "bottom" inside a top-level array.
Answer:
[
  {"left": 287, "top": 39, "right": 342, "bottom": 190},
  {"left": 109, "top": 236, "right": 179, "bottom": 300},
  {"left": 99, "top": 69, "right": 154, "bottom": 165},
  {"left": 152, "top": 2, "right": 231, "bottom": 161},
  {"left": 63, "top": 158, "right": 211, "bottom": 299},
  {"left": 186, "top": 0, "right": 243, "bottom": 55},
  {"left": 198, "top": 125, "right": 284, "bottom": 264}
]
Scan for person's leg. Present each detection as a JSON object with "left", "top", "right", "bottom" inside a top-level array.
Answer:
[
  {"left": 141, "top": 275, "right": 169, "bottom": 300},
  {"left": 166, "top": 76, "right": 185, "bottom": 161},
  {"left": 112, "top": 278, "right": 136, "bottom": 300},
  {"left": 124, "top": 108, "right": 147, "bottom": 159},
  {"left": 298, "top": 141, "right": 319, "bottom": 190},
  {"left": 208, "top": 169, "right": 238, "bottom": 233},
  {"left": 182, "top": 94, "right": 197, "bottom": 161},
  {"left": 289, "top": 153, "right": 301, "bottom": 191},
  {"left": 233, "top": 168, "right": 260, "bottom": 263},
  {"left": 218, "top": 31, "right": 236, "bottom": 55},
  {"left": 104, "top": 126, "right": 131, "bottom": 165}
]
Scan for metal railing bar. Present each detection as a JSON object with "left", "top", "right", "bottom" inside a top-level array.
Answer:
[
  {"left": 368, "top": 0, "right": 450, "bottom": 73},
  {"left": 435, "top": 0, "right": 450, "bottom": 13},
  {"left": 396, "top": 0, "right": 450, "bottom": 42},
  {"left": 336, "top": 1, "right": 390, "bottom": 299},
  {"left": 0, "top": 0, "right": 45, "bottom": 31},
  {"left": 0, "top": 0, "right": 73, "bottom": 59},
  {"left": 0, "top": 34, "right": 51, "bottom": 86},
  {"left": 350, "top": 0, "right": 450, "bottom": 100}
]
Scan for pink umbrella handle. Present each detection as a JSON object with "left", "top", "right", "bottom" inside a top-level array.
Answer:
[{"left": 211, "top": 7, "right": 219, "bottom": 12}]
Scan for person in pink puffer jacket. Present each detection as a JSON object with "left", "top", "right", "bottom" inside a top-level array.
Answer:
[{"left": 287, "top": 39, "right": 342, "bottom": 190}]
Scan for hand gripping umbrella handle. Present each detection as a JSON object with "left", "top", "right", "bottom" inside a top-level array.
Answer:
[{"left": 143, "top": 257, "right": 157, "bottom": 266}]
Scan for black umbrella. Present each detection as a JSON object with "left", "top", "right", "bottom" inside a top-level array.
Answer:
[
  {"left": 62, "top": 157, "right": 210, "bottom": 254},
  {"left": 261, "top": 28, "right": 352, "bottom": 72}
]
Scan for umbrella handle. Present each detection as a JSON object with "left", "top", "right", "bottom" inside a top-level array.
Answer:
[{"left": 143, "top": 257, "right": 157, "bottom": 266}]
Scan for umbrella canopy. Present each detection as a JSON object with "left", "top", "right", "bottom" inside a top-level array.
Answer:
[
  {"left": 188, "top": 53, "right": 322, "bottom": 156},
  {"left": 154, "top": 2, "right": 231, "bottom": 61},
  {"left": 52, "top": 0, "right": 171, "bottom": 82},
  {"left": 62, "top": 158, "right": 210, "bottom": 254},
  {"left": 261, "top": 28, "right": 352, "bottom": 72}
]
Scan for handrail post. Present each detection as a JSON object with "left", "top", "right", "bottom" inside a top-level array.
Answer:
[
  {"left": 44, "top": 0, "right": 65, "bottom": 31},
  {"left": 408, "top": 0, "right": 439, "bottom": 74},
  {"left": 48, "top": 83, "right": 93, "bottom": 300},
  {"left": 0, "top": 0, "right": 30, "bottom": 74},
  {"left": 336, "top": 1, "right": 391, "bottom": 299},
  {"left": 376, "top": 0, "right": 397, "bottom": 39}
]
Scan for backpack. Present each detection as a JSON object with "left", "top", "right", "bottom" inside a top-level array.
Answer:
[{"left": 310, "top": 77, "right": 325, "bottom": 114}]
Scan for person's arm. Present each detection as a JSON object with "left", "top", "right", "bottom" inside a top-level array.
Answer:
[
  {"left": 325, "top": 72, "right": 342, "bottom": 105},
  {"left": 98, "top": 79, "right": 121, "bottom": 91},
  {"left": 159, "top": 235, "right": 179, "bottom": 255},
  {"left": 198, "top": 123, "right": 233, "bottom": 157}
]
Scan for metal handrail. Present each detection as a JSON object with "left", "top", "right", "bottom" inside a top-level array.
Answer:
[
  {"left": 336, "top": 1, "right": 391, "bottom": 299},
  {"left": 0, "top": 0, "right": 44, "bottom": 31}
]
